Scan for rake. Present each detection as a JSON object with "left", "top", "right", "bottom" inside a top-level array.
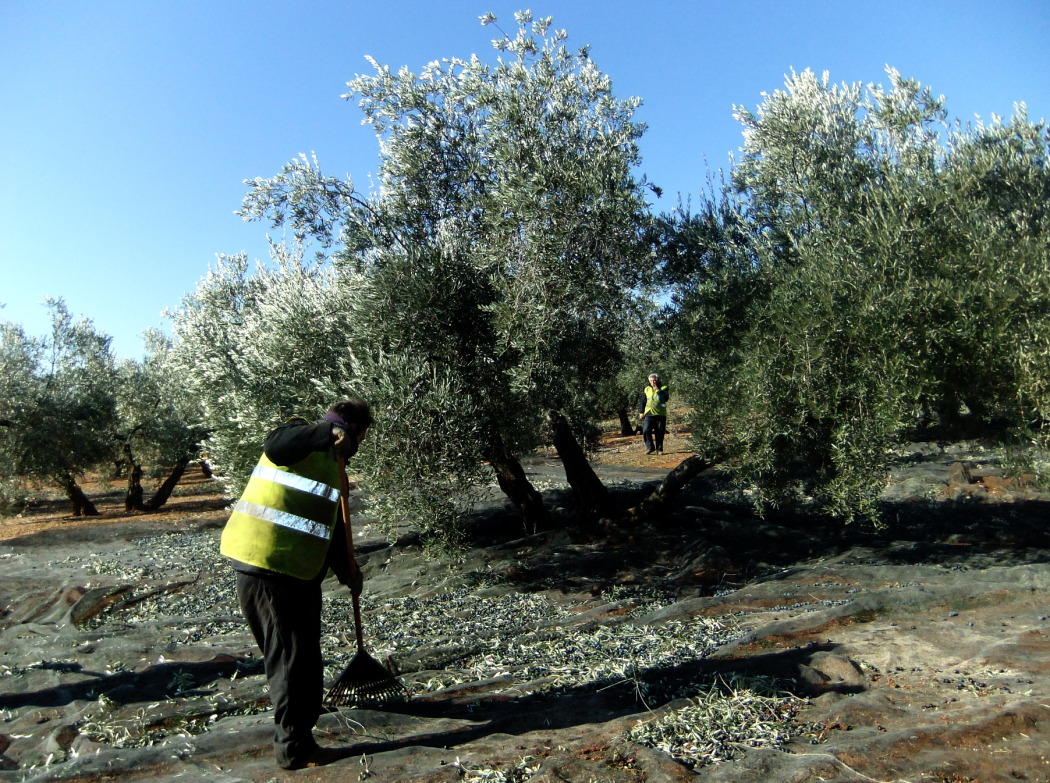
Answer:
[{"left": 324, "top": 454, "right": 405, "bottom": 707}]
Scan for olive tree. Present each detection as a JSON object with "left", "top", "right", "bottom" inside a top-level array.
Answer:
[
  {"left": 169, "top": 241, "right": 490, "bottom": 549},
  {"left": 665, "top": 68, "right": 1050, "bottom": 521},
  {"left": 115, "top": 330, "right": 211, "bottom": 511},
  {"left": 168, "top": 242, "right": 353, "bottom": 497},
  {"left": 942, "top": 110, "right": 1050, "bottom": 430},
  {"left": 0, "top": 299, "right": 117, "bottom": 516},
  {"left": 239, "top": 12, "right": 654, "bottom": 528}
]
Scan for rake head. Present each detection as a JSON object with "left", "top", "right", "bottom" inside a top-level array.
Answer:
[{"left": 324, "top": 650, "right": 406, "bottom": 707}]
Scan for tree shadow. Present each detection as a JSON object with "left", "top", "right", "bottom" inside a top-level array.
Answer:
[
  {"left": 324, "top": 642, "right": 845, "bottom": 757},
  {"left": 0, "top": 655, "right": 263, "bottom": 710},
  {"left": 455, "top": 470, "right": 1050, "bottom": 599}
]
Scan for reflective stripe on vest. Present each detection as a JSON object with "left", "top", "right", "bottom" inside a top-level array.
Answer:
[
  {"left": 220, "top": 445, "right": 343, "bottom": 580},
  {"left": 232, "top": 498, "right": 331, "bottom": 540},
  {"left": 250, "top": 464, "right": 340, "bottom": 505},
  {"left": 645, "top": 385, "right": 668, "bottom": 416}
]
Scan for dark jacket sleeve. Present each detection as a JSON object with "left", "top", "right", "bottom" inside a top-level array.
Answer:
[
  {"left": 658, "top": 386, "right": 669, "bottom": 403},
  {"left": 325, "top": 514, "right": 354, "bottom": 586},
  {"left": 263, "top": 418, "right": 335, "bottom": 466}
]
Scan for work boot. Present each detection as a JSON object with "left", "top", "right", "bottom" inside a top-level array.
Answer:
[
  {"left": 280, "top": 746, "right": 353, "bottom": 770},
  {"left": 646, "top": 448, "right": 655, "bottom": 455}
]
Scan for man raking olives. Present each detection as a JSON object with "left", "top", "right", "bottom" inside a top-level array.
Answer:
[{"left": 219, "top": 398, "right": 394, "bottom": 770}]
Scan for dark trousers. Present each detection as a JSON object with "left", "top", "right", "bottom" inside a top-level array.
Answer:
[
  {"left": 236, "top": 572, "right": 323, "bottom": 768},
  {"left": 642, "top": 414, "right": 666, "bottom": 452}
]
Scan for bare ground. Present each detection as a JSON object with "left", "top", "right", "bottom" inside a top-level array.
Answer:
[
  {"left": 0, "top": 471, "right": 228, "bottom": 543},
  {"left": 2, "top": 437, "right": 1050, "bottom": 782}
]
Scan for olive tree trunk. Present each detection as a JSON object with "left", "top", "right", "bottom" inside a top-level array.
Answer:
[
  {"left": 616, "top": 407, "right": 635, "bottom": 437},
  {"left": 142, "top": 454, "right": 193, "bottom": 510},
  {"left": 620, "top": 454, "right": 716, "bottom": 523},
  {"left": 548, "top": 410, "right": 609, "bottom": 523},
  {"left": 487, "top": 439, "right": 549, "bottom": 534},
  {"left": 125, "top": 464, "right": 144, "bottom": 512},
  {"left": 123, "top": 437, "right": 193, "bottom": 513},
  {"left": 123, "top": 443, "right": 144, "bottom": 512},
  {"left": 59, "top": 471, "right": 99, "bottom": 517}
]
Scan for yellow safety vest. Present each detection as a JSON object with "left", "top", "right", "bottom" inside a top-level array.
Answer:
[
  {"left": 220, "top": 447, "right": 342, "bottom": 580},
  {"left": 644, "top": 385, "right": 669, "bottom": 417}
]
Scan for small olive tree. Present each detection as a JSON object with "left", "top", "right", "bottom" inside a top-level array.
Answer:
[
  {"left": 0, "top": 299, "right": 118, "bottom": 515},
  {"left": 115, "top": 330, "right": 211, "bottom": 511}
]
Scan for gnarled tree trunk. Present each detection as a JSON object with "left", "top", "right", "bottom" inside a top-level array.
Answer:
[
  {"left": 548, "top": 410, "right": 609, "bottom": 523},
  {"left": 620, "top": 454, "right": 716, "bottom": 524},
  {"left": 143, "top": 454, "right": 193, "bottom": 511},
  {"left": 123, "top": 440, "right": 193, "bottom": 513},
  {"left": 487, "top": 438, "right": 549, "bottom": 534},
  {"left": 123, "top": 443, "right": 144, "bottom": 512},
  {"left": 125, "top": 463, "right": 144, "bottom": 512},
  {"left": 59, "top": 471, "right": 99, "bottom": 517},
  {"left": 616, "top": 406, "right": 635, "bottom": 437}
]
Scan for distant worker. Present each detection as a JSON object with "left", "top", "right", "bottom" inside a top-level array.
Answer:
[
  {"left": 220, "top": 399, "right": 372, "bottom": 770},
  {"left": 638, "top": 373, "right": 669, "bottom": 455}
]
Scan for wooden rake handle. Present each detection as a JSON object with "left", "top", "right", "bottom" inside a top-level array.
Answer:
[{"left": 337, "top": 454, "right": 365, "bottom": 652}]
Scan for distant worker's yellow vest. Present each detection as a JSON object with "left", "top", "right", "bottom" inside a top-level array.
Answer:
[
  {"left": 220, "top": 447, "right": 342, "bottom": 580},
  {"left": 644, "top": 385, "right": 669, "bottom": 417}
]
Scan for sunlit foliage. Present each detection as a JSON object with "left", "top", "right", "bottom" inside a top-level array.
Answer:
[
  {"left": 176, "top": 12, "right": 653, "bottom": 541},
  {"left": 665, "top": 68, "right": 1050, "bottom": 520}
]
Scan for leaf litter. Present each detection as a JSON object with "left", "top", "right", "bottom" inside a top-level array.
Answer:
[
  {"left": 624, "top": 673, "right": 806, "bottom": 769},
  {"left": 59, "top": 530, "right": 806, "bottom": 764}
]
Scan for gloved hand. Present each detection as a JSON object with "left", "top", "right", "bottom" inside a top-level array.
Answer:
[
  {"left": 331, "top": 425, "right": 359, "bottom": 458},
  {"left": 349, "top": 565, "right": 364, "bottom": 597}
]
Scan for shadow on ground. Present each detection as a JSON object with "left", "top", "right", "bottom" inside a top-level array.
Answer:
[{"left": 454, "top": 470, "right": 1050, "bottom": 601}]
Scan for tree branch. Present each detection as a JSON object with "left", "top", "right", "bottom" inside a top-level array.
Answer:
[{"left": 619, "top": 453, "right": 718, "bottom": 524}]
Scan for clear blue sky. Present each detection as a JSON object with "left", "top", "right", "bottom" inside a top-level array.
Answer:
[{"left": 2, "top": 0, "right": 1048, "bottom": 357}]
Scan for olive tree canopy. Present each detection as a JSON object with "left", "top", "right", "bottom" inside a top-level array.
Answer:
[
  {"left": 220, "top": 12, "right": 655, "bottom": 536},
  {"left": 664, "top": 68, "right": 1050, "bottom": 521},
  {"left": 0, "top": 299, "right": 117, "bottom": 515}
]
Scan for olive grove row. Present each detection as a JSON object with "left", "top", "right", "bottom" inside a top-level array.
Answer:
[{"left": 2, "top": 12, "right": 1048, "bottom": 539}]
